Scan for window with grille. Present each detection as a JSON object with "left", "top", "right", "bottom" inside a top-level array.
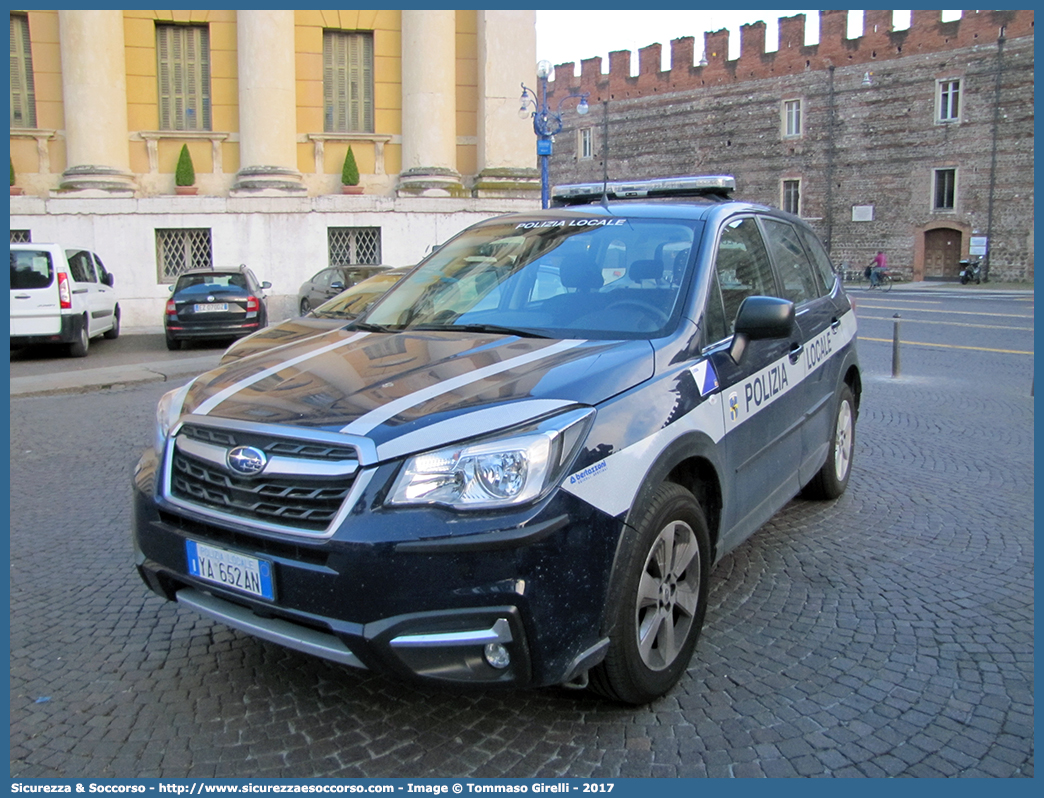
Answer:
[
  {"left": 782, "top": 99, "right": 802, "bottom": 138},
  {"left": 10, "top": 229, "right": 31, "bottom": 243},
  {"left": 10, "top": 14, "right": 37, "bottom": 128},
  {"left": 328, "top": 227, "right": 382, "bottom": 267},
  {"left": 156, "top": 228, "right": 213, "bottom": 282},
  {"left": 323, "top": 30, "right": 374, "bottom": 133},
  {"left": 937, "top": 79, "right": 960, "bottom": 122},
  {"left": 933, "top": 169, "right": 956, "bottom": 211},
  {"left": 782, "top": 180, "right": 801, "bottom": 216},
  {"left": 156, "top": 24, "right": 211, "bottom": 131}
]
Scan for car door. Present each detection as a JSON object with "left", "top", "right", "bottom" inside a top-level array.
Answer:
[
  {"left": 90, "top": 252, "right": 118, "bottom": 333},
  {"left": 759, "top": 216, "right": 837, "bottom": 484},
  {"left": 308, "top": 268, "right": 332, "bottom": 306},
  {"left": 700, "top": 216, "right": 807, "bottom": 553},
  {"left": 65, "top": 249, "right": 101, "bottom": 335},
  {"left": 794, "top": 223, "right": 853, "bottom": 480},
  {"left": 10, "top": 246, "right": 61, "bottom": 336}
]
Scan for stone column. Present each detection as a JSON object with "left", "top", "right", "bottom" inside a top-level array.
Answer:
[
  {"left": 398, "top": 10, "right": 463, "bottom": 196},
  {"left": 473, "top": 10, "right": 540, "bottom": 199},
  {"left": 232, "top": 9, "right": 305, "bottom": 193},
  {"left": 58, "top": 10, "right": 135, "bottom": 192}
]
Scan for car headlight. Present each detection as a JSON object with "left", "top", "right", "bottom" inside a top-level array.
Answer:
[
  {"left": 154, "top": 381, "right": 193, "bottom": 453},
  {"left": 387, "top": 407, "right": 595, "bottom": 511}
]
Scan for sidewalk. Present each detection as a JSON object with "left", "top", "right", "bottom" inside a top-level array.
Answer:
[{"left": 10, "top": 347, "right": 222, "bottom": 398}]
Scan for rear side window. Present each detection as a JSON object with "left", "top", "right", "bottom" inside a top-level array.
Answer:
[
  {"left": 66, "top": 250, "right": 97, "bottom": 283},
  {"left": 796, "top": 226, "right": 838, "bottom": 294},
  {"left": 761, "top": 218, "right": 822, "bottom": 304},
  {"left": 10, "top": 249, "right": 54, "bottom": 290}
]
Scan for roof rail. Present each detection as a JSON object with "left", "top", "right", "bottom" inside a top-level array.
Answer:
[{"left": 551, "top": 175, "right": 736, "bottom": 206}]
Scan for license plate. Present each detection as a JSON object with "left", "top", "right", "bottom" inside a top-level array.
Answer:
[
  {"left": 193, "top": 303, "right": 229, "bottom": 313},
  {"left": 186, "top": 540, "right": 274, "bottom": 600}
]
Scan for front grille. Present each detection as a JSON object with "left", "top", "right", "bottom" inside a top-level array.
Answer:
[
  {"left": 171, "top": 449, "right": 353, "bottom": 531},
  {"left": 179, "top": 424, "right": 357, "bottom": 462}
]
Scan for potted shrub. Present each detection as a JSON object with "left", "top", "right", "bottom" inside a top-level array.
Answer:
[
  {"left": 341, "top": 145, "right": 363, "bottom": 194},
  {"left": 175, "top": 144, "right": 197, "bottom": 195},
  {"left": 11, "top": 157, "right": 23, "bottom": 196}
]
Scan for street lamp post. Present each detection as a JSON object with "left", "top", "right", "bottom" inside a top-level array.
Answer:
[{"left": 520, "top": 60, "right": 590, "bottom": 209}]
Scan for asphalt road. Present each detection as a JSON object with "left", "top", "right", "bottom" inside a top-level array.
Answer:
[{"left": 9, "top": 286, "right": 1034, "bottom": 778}]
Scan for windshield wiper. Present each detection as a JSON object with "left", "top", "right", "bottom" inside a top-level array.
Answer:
[
  {"left": 410, "top": 323, "right": 553, "bottom": 339},
  {"left": 351, "top": 321, "right": 400, "bottom": 333}
]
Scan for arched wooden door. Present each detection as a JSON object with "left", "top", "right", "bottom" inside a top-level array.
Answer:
[{"left": 924, "top": 229, "right": 962, "bottom": 279}]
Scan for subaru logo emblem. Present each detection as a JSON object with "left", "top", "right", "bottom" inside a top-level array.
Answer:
[{"left": 227, "top": 446, "right": 267, "bottom": 476}]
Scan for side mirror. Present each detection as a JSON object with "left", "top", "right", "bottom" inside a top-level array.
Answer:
[
  {"left": 103, "top": 273, "right": 115, "bottom": 287},
  {"left": 261, "top": 281, "right": 272, "bottom": 290},
  {"left": 168, "top": 285, "right": 175, "bottom": 293},
  {"left": 330, "top": 281, "right": 344, "bottom": 291},
  {"left": 729, "top": 296, "right": 795, "bottom": 363}
]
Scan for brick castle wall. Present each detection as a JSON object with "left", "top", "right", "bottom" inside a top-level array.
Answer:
[{"left": 547, "top": 10, "right": 1034, "bottom": 281}]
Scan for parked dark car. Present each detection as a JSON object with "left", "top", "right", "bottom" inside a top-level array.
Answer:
[
  {"left": 220, "top": 266, "right": 411, "bottom": 365},
  {"left": 297, "top": 265, "right": 391, "bottom": 316},
  {"left": 164, "top": 266, "right": 271, "bottom": 350}
]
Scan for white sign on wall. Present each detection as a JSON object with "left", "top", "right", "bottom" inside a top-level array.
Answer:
[
  {"left": 851, "top": 205, "right": 875, "bottom": 222},
  {"left": 970, "top": 236, "right": 988, "bottom": 256}
]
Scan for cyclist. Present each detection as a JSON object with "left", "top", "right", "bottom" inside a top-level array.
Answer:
[{"left": 868, "top": 250, "right": 887, "bottom": 287}]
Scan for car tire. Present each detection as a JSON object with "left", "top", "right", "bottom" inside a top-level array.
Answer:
[
  {"left": 103, "top": 305, "right": 121, "bottom": 340},
  {"left": 299, "top": 299, "right": 310, "bottom": 316},
  {"left": 68, "top": 317, "right": 90, "bottom": 358},
  {"left": 802, "top": 384, "right": 856, "bottom": 500},
  {"left": 165, "top": 336, "right": 181, "bottom": 351},
  {"left": 590, "top": 482, "right": 710, "bottom": 705}
]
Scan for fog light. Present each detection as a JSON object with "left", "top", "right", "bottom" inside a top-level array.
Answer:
[{"left": 484, "top": 642, "right": 511, "bottom": 669}]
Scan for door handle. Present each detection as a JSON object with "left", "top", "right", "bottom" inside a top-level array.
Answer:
[
  {"left": 14, "top": 293, "right": 30, "bottom": 299},
  {"left": 788, "top": 342, "right": 804, "bottom": 364},
  {"left": 831, "top": 318, "right": 841, "bottom": 331}
]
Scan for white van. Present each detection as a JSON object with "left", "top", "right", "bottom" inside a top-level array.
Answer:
[{"left": 10, "top": 243, "right": 120, "bottom": 357}]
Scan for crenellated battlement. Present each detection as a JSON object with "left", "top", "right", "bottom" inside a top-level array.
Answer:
[{"left": 549, "top": 9, "right": 1034, "bottom": 100}]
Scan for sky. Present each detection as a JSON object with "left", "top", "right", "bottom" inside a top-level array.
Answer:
[{"left": 535, "top": 10, "right": 962, "bottom": 78}]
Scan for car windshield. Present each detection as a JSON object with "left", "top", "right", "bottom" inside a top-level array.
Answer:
[
  {"left": 176, "top": 273, "right": 249, "bottom": 293},
  {"left": 312, "top": 272, "right": 406, "bottom": 319},
  {"left": 363, "top": 217, "right": 703, "bottom": 339}
]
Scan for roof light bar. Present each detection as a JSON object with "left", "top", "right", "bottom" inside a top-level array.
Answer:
[{"left": 552, "top": 175, "right": 736, "bottom": 205}]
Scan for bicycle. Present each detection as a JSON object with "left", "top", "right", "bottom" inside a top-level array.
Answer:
[{"left": 864, "top": 269, "right": 893, "bottom": 291}]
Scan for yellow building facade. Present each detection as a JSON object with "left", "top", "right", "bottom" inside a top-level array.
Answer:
[{"left": 10, "top": 9, "right": 539, "bottom": 198}]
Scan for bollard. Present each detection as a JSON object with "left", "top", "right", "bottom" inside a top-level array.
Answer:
[{"left": 891, "top": 314, "right": 901, "bottom": 377}]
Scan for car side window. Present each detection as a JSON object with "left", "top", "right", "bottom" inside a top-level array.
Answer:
[
  {"left": 93, "top": 254, "right": 110, "bottom": 285},
  {"left": 761, "top": 218, "right": 821, "bottom": 304},
  {"left": 65, "top": 250, "right": 97, "bottom": 283},
  {"left": 796, "top": 226, "right": 838, "bottom": 294},
  {"left": 713, "top": 217, "right": 776, "bottom": 335},
  {"left": 702, "top": 268, "right": 728, "bottom": 346}
]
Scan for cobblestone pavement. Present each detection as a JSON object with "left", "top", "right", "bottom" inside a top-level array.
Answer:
[{"left": 10, "top": 292, "right": 1033, "bottom": 778}]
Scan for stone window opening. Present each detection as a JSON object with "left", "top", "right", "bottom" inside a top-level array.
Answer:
[
  {"left": 937, "top": 78, "right": 961, "bottom": 123},
  {"left": 782, "top": 99, "right": 802, "bottom": 138},
  {"left": 156, "top": 228, "right": 214, "bottom": 282},
  {"left": 10, "top": 14, "right": 37, "bottom": 129},
  {"left": 933, "top": 168, "right": 957, "bottom": 211},
  {"left": 323, "top": 30, "right": 375, "bottom": 134},
  {"left": 782, "top": 179, "right": 801, "bottom": 216},
  {"left": 156, "top": 23, "right": 212, "bottom": 132}
]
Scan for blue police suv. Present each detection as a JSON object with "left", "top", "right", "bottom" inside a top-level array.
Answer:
[{"left": 133, "top": 176, "right": 861, "bottom": 704}]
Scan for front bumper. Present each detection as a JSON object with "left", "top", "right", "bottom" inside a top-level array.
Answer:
[{"left": 132, "top": 448, "right": 619, "bottom": 689}]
